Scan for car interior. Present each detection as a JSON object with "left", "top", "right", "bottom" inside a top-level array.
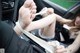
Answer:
[
  {"left": 22, "top": 0, "right": 80, "bottom": 52},
  {"left": 43, "top": 0, "right": 80, "bottom": 44},
  {"left": 1, "top": 0, "right": 80, "bottom": 53}
]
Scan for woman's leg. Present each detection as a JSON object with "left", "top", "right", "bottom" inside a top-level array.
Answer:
[{"left": 41, "top": 16, "right": 56, "bottom": 38}]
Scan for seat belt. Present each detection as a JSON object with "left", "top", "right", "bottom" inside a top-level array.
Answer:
[
  {"left": 23, "top": 31, "right": 55, "bottom": 53},
  {"left": 16, "top": 22, "right": 56, "bottom": 53}
]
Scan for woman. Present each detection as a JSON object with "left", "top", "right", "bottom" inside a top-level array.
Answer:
[
  {"left": 16, "top": 0, "right": 80, "bottom": 52},
  {"left": 0, "top": 0, "right": 67, "bottom": 53},
  {"left": 21, "top": 5, "right": 80, "bottom": 52},
  {"left": 50, "top": 12, "right": 80, "bottom": 53}
]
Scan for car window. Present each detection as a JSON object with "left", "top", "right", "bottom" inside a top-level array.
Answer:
[{"left": 50, "top": 0, "right": 77, "bottom": 10}]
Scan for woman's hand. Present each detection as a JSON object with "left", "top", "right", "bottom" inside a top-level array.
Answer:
[
  {"left": 48, "top": 41, "right": 67, "bottom": 53},
  {"left": 42, "top": 8, "right": 54, "bottom": 17},
  {"left": 55, "top": 45, "right": 66, "bottom": 53}
]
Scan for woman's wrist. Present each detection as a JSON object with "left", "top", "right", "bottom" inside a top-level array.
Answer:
[
  {"left": 13, "top": 21, "right": 25, "bottom": 35},
  {"left": 14, "top": 24, "right": 22, "bottom": 35}
]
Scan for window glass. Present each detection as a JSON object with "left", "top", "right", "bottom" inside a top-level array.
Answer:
[{"left": 50, "top": 0, "right": 77, "bottom": 9}]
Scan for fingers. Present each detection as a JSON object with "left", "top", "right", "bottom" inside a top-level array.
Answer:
[
  {"left": 56, "top": 45, "right": 67, "bottom": 53},
  {"left": 48, "top": 41, "right": 67, "bottom": 53},
  {"left": 48, "top": 41, "right": 57, "bottom": 47},
  {"left": 47, "top": 8, "right": 54, "bottom": 14},
  {"left": 42, "top": 8, "right": 54, "bottom": 17}
]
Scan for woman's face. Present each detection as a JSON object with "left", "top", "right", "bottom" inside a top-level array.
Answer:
[{"left": 75, "top": 16, "right": 80, "bottom": 27}]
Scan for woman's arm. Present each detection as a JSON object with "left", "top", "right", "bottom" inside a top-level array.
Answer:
[
  {"left": 25, "top": 12, "right": 72, "bottom": 31},
  {"left": 25, "top": 14, "right": 55, "bottom": 31},
  {"left": 66, "top": 32, "right": 80, "bottom": 53},
  {"left": 54, "top": 14, "right": 72, "bottom": 24}
]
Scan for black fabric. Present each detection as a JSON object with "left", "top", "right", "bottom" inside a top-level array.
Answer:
[
  {"left": 6, "top": 33, "right": 34, "bottom": 53},
  {"left": 60, "top": 27, "right": 74, "bottom": 44},
  {"left": 18, "top": 0, "right": 25, "bottom": 8},
  {"left": 0, "top": 22, "right": 13, "bottom": 48},
  {"left": 0, "top": 21, "right": 43, "bottom": 53},
  {"left": 61, "top": 27, "right": 70, "bottom": 41},
  {"left": 34, "top": 0, "right": 45, "bottom": 12},
  {"left": 16, "top": 0, "right": 26, "bottom": 21}
]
